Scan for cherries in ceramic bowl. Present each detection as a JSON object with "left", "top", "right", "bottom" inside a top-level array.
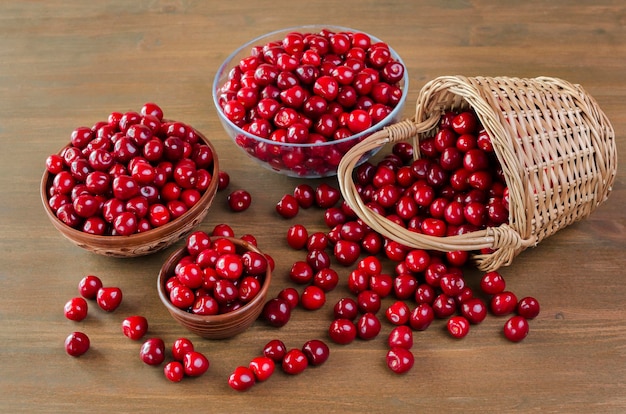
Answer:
[
  {"left": 41, "top": 103, "right": 219, "bottom": 257},
  {"left": 212, "top": 25, "right": 408, "bottom": 178},
  {"left": 157, "top": 234, "right": 272, "bottom": 339}
]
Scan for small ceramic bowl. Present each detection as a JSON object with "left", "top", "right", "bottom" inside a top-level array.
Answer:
[
  {"left": 157, "top": 237, "right": 272, "bottom": 339},
  {"left": 212, "top": 25, "right": 409, "bottom": 178},
  {"left": 40, "top": 127, "right": 219, "bottom": 258}
]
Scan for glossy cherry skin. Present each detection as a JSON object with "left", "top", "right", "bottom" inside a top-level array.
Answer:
[
  {"left": 504, "top": 315, "right": 530, "bottom": 342},
  {"left": 302, "top": 339, "right": 330, "bottom": 366},
  {"left": 64, "top": 297, "right": 88, "bottom": 322},
  {"left": 262, "top": 298, "right": 292, "bottom": 327},
  {"left": 388, "top": 325, "right": 413, "bottom": 349},
  {"left": 276, "top": 194, "right": 300, "bottom": 218},
  {"left": 328, "top": 318, "right": 357, "bottom": 345},
  {"left": 300, "top": 285, "right": 326, "bottom": 310},
  {"left": 164, "top": 361, "right": 184, "bottom": 382},
  {"left": 183, "top": 351, "right": 210, "bottom": 377},
  {"left": 96, "top": 286, "right": 123, "bottom": 312},
  {"left": 460, "top": 298, "right": 488, "bottom": 324},
  {"left": 386, "top": 347, "right": 414, "bottom": 374},
  {"left": 172, "top": 337, "right": 194, "bottom": 361},
  {"left": 282, "top": 348, "right": 309, "bottom": 375},
  {"left": 447, "top": 316, "right": 470, "bottom": 339},
  {"left": 490, "top": 291, "right": 518, "bottom": 316},
  {"left": 286, "top": 224, "right": 309, "bottom": 250},
  {"left": 263, "top": 339, "right": 287, "bottom": 362},
  {"left": 139, "top": 338, "right": 166, "bottom": 366},
  {"left": 229, "top": 366, "right": 256, "bottom": 391},
  {"left": 249, "top": 356, "right": 275, "bottom": 382},
  {"left": 356, "top": 312, "right": 381, "bottom": 340},
  {"left": 517, "top": 296, "right": 540, "bottom": 319},
  {"left": 227, "top": 189, "right": 252, "bottom": 212},
  {"left": 121, "top": 315, "right": 148, "bottom": 340},
  {"left": 480, "top": 271, "right": 506, "bottom": 295},
  {"left": 65, "top": 332, "right": 90, "bottom": 357},
  {"left": 333, "top": 297, "right": 359, "bottom": 321}
]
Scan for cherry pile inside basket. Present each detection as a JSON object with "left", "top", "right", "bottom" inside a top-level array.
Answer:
[
  {"left": 44, "top": 103, "right": 215, "bottom": 236},
  {"left": 267, "top": 108, "right": 540, "bottom": 374}
]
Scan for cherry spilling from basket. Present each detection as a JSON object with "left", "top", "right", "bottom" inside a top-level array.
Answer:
[{"left": 355, "top": 109, "right": 508, "bottom": 243}]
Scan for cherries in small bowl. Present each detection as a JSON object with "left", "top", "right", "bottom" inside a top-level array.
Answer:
[
  {"left": 157, "top": 234, "right": 272, "bottom": 339},
  {"left": 41, "top": 103, "right": 219, "bottom": 257},
  {"left": 212, "top": 26, "right": 409, "bottom": 178}
]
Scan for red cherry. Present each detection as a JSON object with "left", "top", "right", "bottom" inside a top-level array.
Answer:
[
  {"left": 64, "top": 297, "right": 88, "bottom": 322},
  {"left": 282, "top": 348, "right": 309, "bottom": 375},
  {"left": 503, "top": 315, "right": 530, "bottom": 342},
  {"left": 139, "top": 338, "right": 165, "bottom": 366},
  {"left": 386, "top": 347, "right": 414, "bottom": 374},
  {"left": 96, "top": 286, "right": 123, "bottom": 312},
  {"left": 229, "top": 366, "right": 256, "bottom": 391},
  {"left": 183, "top": 351, "right": 210, "bottom": 377},
  {"left": 121, "top": 315, "right": 148, "bottom": 340},
  {"left": 227, "top": 189, "right": 252, "bottom": 212},
  {"left": 78, "top": 275, "right": 103, "bottom": 299},
  {"left": 65, "top": 332, "right": 90, "bottom": 357}
]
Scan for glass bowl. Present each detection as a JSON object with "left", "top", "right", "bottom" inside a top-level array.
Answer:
[{"left": 212, "top": 25, "right": 409, "bottom": 178}]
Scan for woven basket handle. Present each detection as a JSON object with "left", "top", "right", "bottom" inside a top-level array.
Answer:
[{"left": 337, "top": 117, "right": 536, "bottom": 269}]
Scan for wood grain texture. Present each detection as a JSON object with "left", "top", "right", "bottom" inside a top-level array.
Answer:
[{"left": 0, "top": 1, "right": 624, "bottom": 413}]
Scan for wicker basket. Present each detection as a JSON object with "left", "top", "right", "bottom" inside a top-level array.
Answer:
[{"left": 338, "top": 76, "right": 617, "bottom": 272}]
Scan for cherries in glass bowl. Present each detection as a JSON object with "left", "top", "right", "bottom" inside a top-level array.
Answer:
[
  {"left": 212, "top": 26, "right": 409, "bottom": 178},
  {"left": 41, "top": 103, "right": 220, "bottom": 257}
]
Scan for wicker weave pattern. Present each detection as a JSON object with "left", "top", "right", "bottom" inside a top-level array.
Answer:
[{"left": 338, "top": 76, "right": 617, "bottom": 271}]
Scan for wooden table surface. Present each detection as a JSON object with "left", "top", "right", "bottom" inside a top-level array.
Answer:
[{"left": 1, "top": 1, "right": 624, "bottom": 413}]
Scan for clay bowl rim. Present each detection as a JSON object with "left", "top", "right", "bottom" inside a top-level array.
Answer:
[
  {"left": 157, "top": 236, "right": 273, "bottom": 331},
  {"left": 40, "top": 125, "right": 220, "bottom": 249}
]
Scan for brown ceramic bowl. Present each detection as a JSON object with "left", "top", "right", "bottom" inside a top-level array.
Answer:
[
  {"left": 40, "top": 127, "right": 219, "bottom": 258},
  {"left": 157, "top": 237, "right": 272, "bottom": 339}
]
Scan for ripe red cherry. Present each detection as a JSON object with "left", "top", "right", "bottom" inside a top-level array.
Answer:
[
  {"left": 227, "top": 189, "right": 252, "bottom": 212},
  {"left": 183, "top": 351, "right": 210, "bottom": 377},
  {"left": 262, "top": 298, "right": 292, "bottom": 327},
  {"left": 172, "top": 337, "right": 195, "bottom": 361},
  {"left": 228, "top": 366, "right": 256, "bottom": 391},
  {"left": 480, "top": 271, "right": 506, "bottom": 295},
  {"left": 313, "top": 268, "right": 339, "bottom": 292},
  {"left": 460, "top": 297, "right": 488, "bottom": 324},
  {"left": 64, "top": 297, "right": 88, "bottom": 322},
  {"left": 333, "top": 240, "right": 361, "bottom": 266},
  {"left": 293, "top": 184, "right": 315, "bottom": 208},
  {"left": 164, "top": 361, "right": 184, "bottom": 382},
  {"left": 517, "top": 296, "right": 540, "bottom": 319},
  {"left": 452, "top": 111, "right": 478, "bottom": 135},
  {"left": 302, "top": 339, "right": 330, "bottom": 366},
  {"left": 315, "top": 183, "right": 341, "bottom": 208},
  {"left": 276, "top": 194, "right": 300, "bottom": 218},
  {"left": 503, "top": 315, "right": 530, "bottom": 342},
  {"left": 356, "top": 312, "right": 381, "bottom": 340},
  {"left": 333, "top": 297, "right": 359, "bottom": 320},
  {"left": 386, "top": 300, "right": 411, "bottom": 325},
  {"left": 277, "top": 287, "right": 299, "bottom": 309},
  {"left": 249, "top": 356, "right": 275, "bottom": 381},
  {"left": 78, "top": 275, "right": 103, "bottom": 299},
  {"left": 409, "top": 303, "right": 435, "bottom": 331},
  {"left": 386, "top": 347, "right": 414, "bottom": 374},
  {"left": 328, "top": 318, "right": 357, "bottom": 345},
  {"left": 286, "top": 224, "right": 309, "bottom": 250},
  {"left": 447, "top": 316, "right": 470, "bottom": 339},
  {"left": 490, "top": 291, "right": 518, "bottom": 316},
  {"left": 263, "top": 339, "right": 287, "bottom": 362},
  {"left": 388, "top": 325, "right": 413, "bottom": 350},
  {"left": 96, "top": 286, "right": 123, "bottom": 312},
  {"left": 139, "top": 338, "right": 166, "bottom": 366},
  {"left": 282, "top": 348, "right": 309, "bottom": 375},
  {"left": 300, "top": 285, "right": 326, "bottom": 310},
  {"left": 65, "top": 332, "right": 90, "bottom": 357},
  {"left": 121, "top": 315, "right": 149, "bottom": 340}
]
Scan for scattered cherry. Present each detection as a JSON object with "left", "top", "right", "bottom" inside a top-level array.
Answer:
[
  {"left": 64, "top": 297, "right": 88, "bottom": 322},
  {"left": 65, "top": 331, "right": 90, "bottom": 357},
  {"left": 140, "top": 338, "right": 166, "bottom": 366},
  {"left": 96, "top": 286, "right": 123, "bottom": 312},
  {"left": 121, "top": 315, "right": 148, "bottom": 340},
  {"left": 503, "top": 315, "right": 530, "bottom": 342}
]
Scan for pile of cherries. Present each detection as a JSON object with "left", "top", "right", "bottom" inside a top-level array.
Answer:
[
  {"left": 163, "top": 230, "right": 270, "bottom": 315},
  {"left": 44, "top": 103, "right": 215, "bottom": 236},
  {"left": 215, "top": 28, "right": 406, "bottom": 176},
  {"left": 264, "top": 109, "right": 540, "bottom": 374}
]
